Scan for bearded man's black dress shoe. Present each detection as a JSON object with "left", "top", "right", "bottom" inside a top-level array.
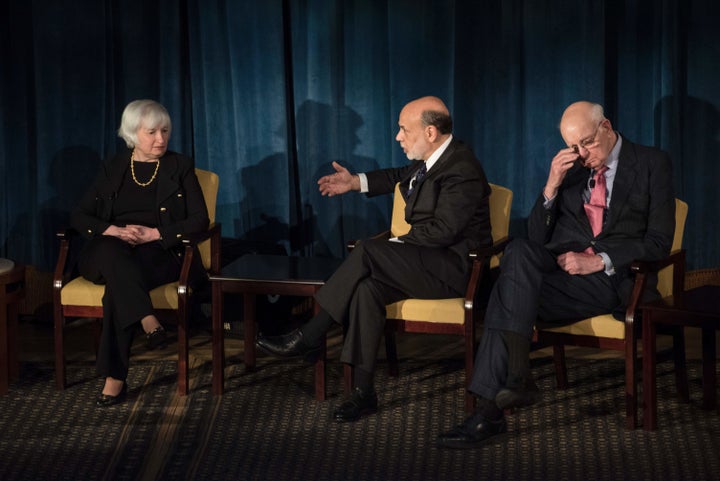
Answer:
[
  {"left": 96, "top": 383, "right": 128, "bottom": 408},
  {"left": 256, "top": 328, "right": 321, "bottom": 360},
  {"left": 333, "top": 387, "right": 378, "bottom": 422},
  {"left": 494, "top": 379, "right": 541, "bottom": 410},
  {"left": 436, "top": 412, "right": 507, "bottom": 449}
]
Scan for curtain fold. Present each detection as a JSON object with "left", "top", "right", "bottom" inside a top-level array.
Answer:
[{"left": 1, "top": 0, "right": 718, "bottom": 270}]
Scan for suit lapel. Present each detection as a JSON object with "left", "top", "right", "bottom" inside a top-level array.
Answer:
[
  {"left": 425, "top": 139, "right": 457, "bottom": 179},
  {"left": 405, "top": 139, "right": 457, "bottom": 210},
  {"left": 603, "top": 140, "right": 637, "bottom": 231},
  {"left": 564, "top": 166, "right": 594, "bottom": 235}
]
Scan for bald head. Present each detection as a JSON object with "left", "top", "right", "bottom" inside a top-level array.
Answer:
[
  {"left": 401, "top": 96, "right": 453, "bottom": 134},
  {"left": 406, "top": 96, "right": 449, "bottom": 115},
  {"left": 560, "top": 101, "right": 605, "bottom": 139}
]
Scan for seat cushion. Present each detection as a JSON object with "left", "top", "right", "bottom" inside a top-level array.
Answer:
[
  {"left": 386, "top": 298, "right": 465, "bottom": 324},
  {"left": 60, "top": 277, "right": 105, "bottom": 306},
  {"left": 537, "top": 314, "right": 625, "bottom": 339},
  {"left": 61, "top": 277, "right": 179, "bottom": 310}
]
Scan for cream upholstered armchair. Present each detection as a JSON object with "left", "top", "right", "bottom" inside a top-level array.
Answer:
[
  {"left": 348, "top": 182, "right": 513, "bottom": 412},
  {"left": 534, "top": 198, "right": 689, "bottom": 429},
  {"left": 53, "top": 168, "right": 221, "bottom": 395}
]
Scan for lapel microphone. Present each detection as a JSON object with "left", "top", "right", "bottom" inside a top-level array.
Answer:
[{"left": 589, "top": 169, "right": 596, "bottom": 189}]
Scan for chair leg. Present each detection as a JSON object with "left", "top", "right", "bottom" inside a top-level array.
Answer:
[
  {"left": 553, "top": 345, "right": 568, "bottom": 389},
  {"left": 702, "top": 327, "right": 717, "bottom": 410},
  {"left": 92, "top": 319, "right": 102, "bottom": 355},
  {"left": 625, "top": 338, "right": 638, "bottom": 430},
  {"left": 176, "top": 309, "right": 189, "bottom": 396},
  {"left": 385, "top": 325, "right": 399, "bottom": 378},
  {"left": 53, "top": 306, "right": 66, "bottom": 391},
  {"left": 464, "top": 362, "right": 475, "bottom": 412},
  {"left": 464, "top": 324, "right": 476, "bottom": 412},
  {"left": 343, "top": 364, "right": 353, "bottom": 395},
  {"left": 672, "top": 326, "right": 689, "bottom": 403}
]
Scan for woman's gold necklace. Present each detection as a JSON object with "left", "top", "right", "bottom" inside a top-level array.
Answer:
[{"left": 130, "top": 149, "right": 160, "bottom": 187}]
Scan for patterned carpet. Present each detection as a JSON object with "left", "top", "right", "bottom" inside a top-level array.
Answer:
[{"left": 1, "top": 356, "right": 719, "bottom": 481}]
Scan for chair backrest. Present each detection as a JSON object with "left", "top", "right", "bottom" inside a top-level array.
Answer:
[
  {"left": 487, "top": 183, "right": 513, "bottom": 268},
  {"left": 195, "top": 168, "right": 220, "bottom": 270},
  {"left": 389, "top": 182, "right": 513, "bottom": 268},
  {"left": 657, "top": 198, "right": 688, "bottom": 296},
  {"left": 390, "top": 183, "right": 411, "bottom": 237}
]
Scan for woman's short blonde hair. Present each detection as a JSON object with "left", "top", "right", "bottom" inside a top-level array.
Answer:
[{"left": 117, "top": 99, "right": 172, "bottom": 148}]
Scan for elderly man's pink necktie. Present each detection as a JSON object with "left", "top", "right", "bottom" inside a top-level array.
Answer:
[{"left": 584, "top": 165, "right": 609, "bottom": 251}]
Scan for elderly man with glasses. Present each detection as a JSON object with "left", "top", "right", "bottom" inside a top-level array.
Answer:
[{"left": 437, "top": 100, "right": 676, "bottom": 449}]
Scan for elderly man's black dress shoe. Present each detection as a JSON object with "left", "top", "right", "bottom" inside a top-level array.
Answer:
[
  {"left": 256, "top": 328, "right": 321, "bottom": 360},
  {"left": 494, "top": 379, "right": 541, "bottom": 410},
  {"left": 436, "top": 412, "right": 507, "bottom": 449},
  {"left": 96, "top": 383, "right": 128, "bottom": 407},
  {"left": 333, "top": 387, "right": 378, "bottom": 422}
]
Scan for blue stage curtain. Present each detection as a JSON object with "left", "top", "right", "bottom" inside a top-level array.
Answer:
[{"left": 1, "top": 0, "right": 718, "bottom": 270}]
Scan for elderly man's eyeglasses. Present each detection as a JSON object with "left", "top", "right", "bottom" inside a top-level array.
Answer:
[{"left": 571, "top": 123, "right": 603, "bottom": 154}]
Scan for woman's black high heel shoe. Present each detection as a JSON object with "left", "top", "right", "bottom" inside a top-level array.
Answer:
[
  {"left": 145, "top": 326, "right": 167, "bottom": 350},
  {"left": 96, "top": 383, "right": 128, "bottom": 407}
]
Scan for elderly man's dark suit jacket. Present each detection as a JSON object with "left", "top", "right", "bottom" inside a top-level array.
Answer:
[
  {"left": 362, "top": 139, "right": 492, "bottom": 294},
  {"left": 527, "top": 136, "right": 676, "bottom": 309}
]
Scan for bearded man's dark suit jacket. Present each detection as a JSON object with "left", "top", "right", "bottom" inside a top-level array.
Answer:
[
  {"left": 314, "top": 139, "right": 492, "bottom": 375},
  {"left": 468, "top": 135, "right": 675, "bottom": 399},
  {"left": 71, "top": 150, "right": 209, "bottom": 380}
]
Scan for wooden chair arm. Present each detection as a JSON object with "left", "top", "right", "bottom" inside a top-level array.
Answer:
[
  {"left": 53, "top": 228, "right": 82, "bottom": 291},
  {"left": 347, "top": 229, "right": 391, "bottom": 252},
  {"left": 463, "top": 237, "right": 511, "bottom": 307},
  {"left": 468, "top": 236, "right": 512, "bottom": 261},
  {"left": 179, "top": 223, "right": 222, "bottom": 293},
  {"left": 624, "top": 249, "right": 686, "bottom": 325},
  {"left": 630, "top": 249, "right": 685, "bottom": 275},
  {"left": 463, "top": 255, "right": 485, "bottom": 306},
  {"left": 181, "top": 222, "right": 221, "bottom": 246}
]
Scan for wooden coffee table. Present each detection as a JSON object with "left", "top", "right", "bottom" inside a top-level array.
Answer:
[
  {"left": 210, "top": 254, "right": 343, "bottom": 399},
  {"left": 642, "top": 285, "right": 720, "bottom": 430}
]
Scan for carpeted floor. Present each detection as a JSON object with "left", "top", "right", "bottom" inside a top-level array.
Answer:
[{"left": 1, "top": 356, "right": 719, "bottom": 481}]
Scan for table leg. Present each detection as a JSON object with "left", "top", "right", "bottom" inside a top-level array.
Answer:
[
  {"left": 7, "top": 301, "right": 18, "bottom": 381},
  {"left": 212, "top": 281, "right": 225, "bottom": 396},
  {"left": 243, "top": 293, "right": 256, "bottom": 372},
  {"left": 702, "top": 327, "right": 717, "bottom": 410},
  {"left": 642, "top": 309, "right": 658, "bottom": 431}
]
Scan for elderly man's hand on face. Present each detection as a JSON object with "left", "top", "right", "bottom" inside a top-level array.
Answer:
[{"left": 544, "top": 147, "right": 580, "bottom": 200}]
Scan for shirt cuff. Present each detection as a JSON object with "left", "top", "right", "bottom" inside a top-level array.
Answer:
[
  {"left": 598, "top": 252, "right": 615, "bottom": 276},
  {"left": 358, "top": 173, "right": 369, "bottom": 193},
  {"left": 543, "top": 195, "right": 556, "bottom": 209}
]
